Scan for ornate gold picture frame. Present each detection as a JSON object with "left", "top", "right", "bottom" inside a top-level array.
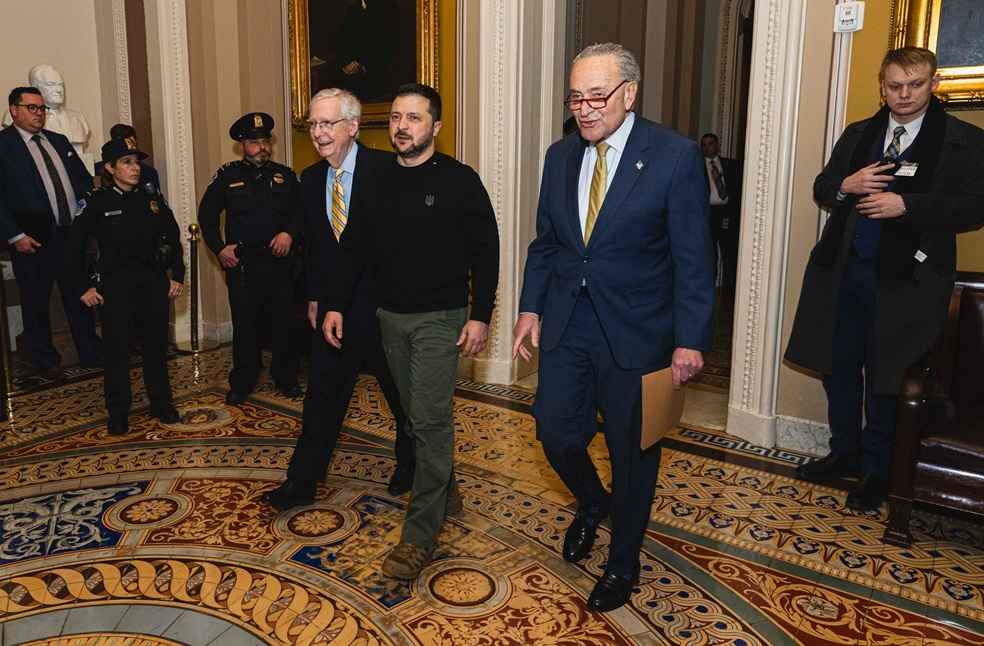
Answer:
[
  {"left": 288, "top": 0, "right": 439, "bottom": 129},
  {"left": 891, "top": 0, "right": 984, "bottom": 107}
]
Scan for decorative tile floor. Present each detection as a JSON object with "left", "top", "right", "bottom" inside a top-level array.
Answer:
[{"left": 0, "top": 346, "right": 981, "bottom": 645}]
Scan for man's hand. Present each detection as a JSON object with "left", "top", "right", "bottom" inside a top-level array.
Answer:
[
  {"left": 168, "top": 280, "right": 183, "bottom": 299},
  {"left": 13, "top": 236, "right": 41, "bottom": 254},
  {"left": 323, "top": 310, "right": 344, "bottom": 349},
  {"left": 671, "top": 348, "right": 704, "bottom": 387},
  {"left": 307, "top": 301, "right": 318, "bottom": 330},
  {"left": 80, "top": 287, "right": 104, "bottom": 307},
  {"left": 857, "top": 192, "right": 907, "bottom": 219},
  {"left": 512, "top": 313, "right": 540, "bottom": 362},
  {"left": 269, "top": 232, "right": 292, "bottom": 257},
  {"left": 218, "top": 244, "right": 239, "bottom": 268},
  {"left": 457, "top": 320, "right": 488, "bottom": 357},
  {"left": 840, "top": 162, "right": 895, "bottom": 195}
]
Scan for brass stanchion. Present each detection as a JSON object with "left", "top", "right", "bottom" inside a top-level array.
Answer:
[{"left": 176, "top": 223, "right": 218, "bottom": 357}]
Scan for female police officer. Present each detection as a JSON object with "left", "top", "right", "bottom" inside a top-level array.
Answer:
[{"left": 70, "top": 136, "right": 185, "bottom": 435}]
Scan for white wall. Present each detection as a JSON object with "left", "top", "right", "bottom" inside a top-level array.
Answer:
[{"left": 0, "top": 0, "right": 106, "bottom": 155}]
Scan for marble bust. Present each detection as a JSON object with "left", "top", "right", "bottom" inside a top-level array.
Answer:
[{"left": 3, "top": 64, "right": 91, "bottom": 158}]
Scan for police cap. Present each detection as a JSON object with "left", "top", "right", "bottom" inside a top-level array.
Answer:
[
  {"left": 230, "top": 112, "right": 274, "bottom": 141},
  {"left": 101, "top": 135, "right": 148, "bottom": 164}
]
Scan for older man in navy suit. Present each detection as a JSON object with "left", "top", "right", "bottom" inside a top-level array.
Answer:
[
  {"left": 0, "top": 87, "right": 101, "bottom": 378},
  {"left": 513, "top": 43, "right": 714, "bottom": 612}
]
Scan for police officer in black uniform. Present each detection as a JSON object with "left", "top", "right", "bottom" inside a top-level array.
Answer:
[
  {"left": 70, "top": 136, "right": 185, "bottom": 436},
  {"left": 198, "top": 112, "right": 302, "bottom": 403}
]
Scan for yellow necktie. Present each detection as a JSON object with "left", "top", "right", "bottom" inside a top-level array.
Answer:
[
  {"left": 331, "top": 170, "right": 347, "bottom": 240},
  {"left": 584, "top": 141, "right": 609, "bottom": 244}
]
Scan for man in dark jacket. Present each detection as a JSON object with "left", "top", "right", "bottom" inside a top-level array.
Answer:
[
  {"left": 786, "top": 47, "right": 984, "bottom": 511},
  {"left": 701, "top": 132, "right": 742, "bottom": 293},
  {"left": 261, "top": 88, "right": 413, "bottom": 512},
  {"left": 0, "top": 86, "right": 102, "bottom": 377}
]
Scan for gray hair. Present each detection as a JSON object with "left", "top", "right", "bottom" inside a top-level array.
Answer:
[
  {"left": 309, "top": 88, "right": 361, "bottom": 121},
  {"left": 573, "top": 43, "right": 641, "bottom": 84}
]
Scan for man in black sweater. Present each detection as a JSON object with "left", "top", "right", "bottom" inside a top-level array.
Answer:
[{"left": 323, "top": 83, "right": 499, "bottom": 579}]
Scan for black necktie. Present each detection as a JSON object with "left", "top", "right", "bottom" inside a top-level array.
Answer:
[
  {"left": 31, "top": 134, "right": 71, "bottom": 227},
  {"left": 711, "top": 160, "right": 728, "bottom": 200}
]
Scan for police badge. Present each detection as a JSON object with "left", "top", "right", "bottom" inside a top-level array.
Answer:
[
  {"left": 149, "top": 199, "right": 160, "bottom": 214},
  {"left": 253, "top": 114, "right": 263, "bottom": 128},
  {"left": 273, "top": 173, "right": 285, "bottom": 184}
]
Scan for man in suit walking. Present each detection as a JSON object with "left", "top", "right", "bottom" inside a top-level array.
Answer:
[
  {"left": 263, "top": 88, "right": 413, "bottom": 510},
  {"left": 786, "top": 47, "right": 984, "bottom": 511},
  {"left": 0, "top": 86, "right": 101, "bottom": 378},
  {"left": 701, "top": 133, "right": 742, "bottom": 293},
  {"left": 512, "top": 43, "right": 714, "bottom": 612}
]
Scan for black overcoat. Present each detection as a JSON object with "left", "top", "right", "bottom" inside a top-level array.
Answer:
[{"left": 785, "top": 97, "right": 984, "bottom": 395}]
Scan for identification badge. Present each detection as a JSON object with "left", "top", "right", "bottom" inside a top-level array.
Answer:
[
  {"left": 273, "top": 173, "right": 284, "bottom": 184},
  {"left": 104, "top": 210, "right": 122, "bottom": 217},
  {"left": 914, "top": 250, "right": 927, "bottom": 263},
  {"left": 150, "top": 200, "right": 160, "bottom": 214},
  {"left": 895, "top": 162, "right": 918, "bottom": 177},
  {"left": 228, "top": 181, "right": 246, "bottom": 188}
]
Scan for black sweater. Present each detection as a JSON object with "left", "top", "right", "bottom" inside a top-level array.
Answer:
[{"left": 327, "top": 152, "right": 499, "bottom": 322}]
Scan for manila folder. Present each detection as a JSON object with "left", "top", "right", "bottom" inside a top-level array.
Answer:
[{"left": 641, "top": 367, "right": 685, "bottom": 450}]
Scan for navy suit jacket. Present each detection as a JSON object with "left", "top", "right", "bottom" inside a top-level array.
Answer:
[
  {"left": 0, "top": 126, "right": 92, "bottom": 243},
  {"left": 519, "top": 115, "right": 715, "bottom": 371},
  {"left": 302, "top": 145, "right": 392, "bottom": 323}
]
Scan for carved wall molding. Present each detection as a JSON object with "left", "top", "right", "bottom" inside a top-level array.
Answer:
[
  {"left": 468, "top": 0, "right": 566, "bottom": 384},
  {"left": 147, "top": 0, "right": 197, "bottom": 343},
  {"left": 727, "top": 0, "right": 808, "bottom": 447},
  {"left": 111, "top": 0, "right": 132, "bottom": 124}
]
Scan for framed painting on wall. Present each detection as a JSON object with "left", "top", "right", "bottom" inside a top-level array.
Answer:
[
  {"left": 892, "top": 0, "right": 984, "bottom": 107},
  {"left": 288, "top": 0, "right": 439, "bottom": 128}
]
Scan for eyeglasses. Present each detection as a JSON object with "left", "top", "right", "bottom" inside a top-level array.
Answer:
[
  {"left": 563, "top": 80, "right": 628, "bottom": 112},
  {"left": 15, "top": 103, "right": 49, "bottom": 115},
  {"left": 307, "top": 118, "right": 348, "bottom": 133}
]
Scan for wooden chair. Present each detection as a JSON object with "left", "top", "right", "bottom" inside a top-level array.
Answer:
[{"left": 884, "top": 272, "right": 984, "bottom": 547}]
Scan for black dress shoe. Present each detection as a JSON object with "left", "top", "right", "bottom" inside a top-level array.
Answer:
[
  {"left": 276, "top": 384, "right": 303, "bottom": 398},
  {"left": 387, "top": 464, "right": 415, "bottom": 496},
  {"left": 795, "top": 453, "right": 860, "bottom": 484},
  {"left": 262, "top": 480, "right": 315, "bottom": 511},
  {"left": 226, "top": 390, "right": 248, "bottom": 405},
  {"left": 846, "top": 475, "right": 888, "bottom": 512},
  {"left": 588, "top": 572, "right": 637, "bottom": 612},
  {"left": 563, "top": 511, "right": 605, "bottom": 563},
  {"left": 151, "top": 405, "right": 181, "bottom": 424},
  {"left": 107, "top": 418, "right": 130, "bottom": 436}
]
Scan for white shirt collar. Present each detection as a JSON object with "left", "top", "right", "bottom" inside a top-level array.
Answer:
[
  {"left": 596, "top": 111, "right": 635, "bottom": 154},
  {"left": 15, "top": 125, "right": 43, "bottom": 144},
  {"left": 334, "top": 141, "right": 359, "bottom": 176},
  {"left": 888, "top": 112, "right": 925, "bottom": 139}
]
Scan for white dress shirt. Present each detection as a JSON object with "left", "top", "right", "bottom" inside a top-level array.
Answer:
[
  {"left": 883, "top": 112, "right": 925, "bottom": 156},
  {"left": 705, "top": 156, "right": 729, "bottom": 206},
  {"left": 577, "top": 111, "right": 636, "bottom": 236}
]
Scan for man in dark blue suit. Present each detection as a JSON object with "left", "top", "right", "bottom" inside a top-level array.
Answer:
[
  {"left": 0, "top": 87, "right": 101, "bottom": 377},
  {"left": 513, "top": 43, "right": 714, "bottom": 612}
]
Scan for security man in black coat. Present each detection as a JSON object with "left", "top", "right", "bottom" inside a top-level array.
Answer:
[
  {"left": 70, "top": 136, "right": 185, "bottom": 435},
  {"left": 198, "top": 112, "right": 302, "bottom": 403}
]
